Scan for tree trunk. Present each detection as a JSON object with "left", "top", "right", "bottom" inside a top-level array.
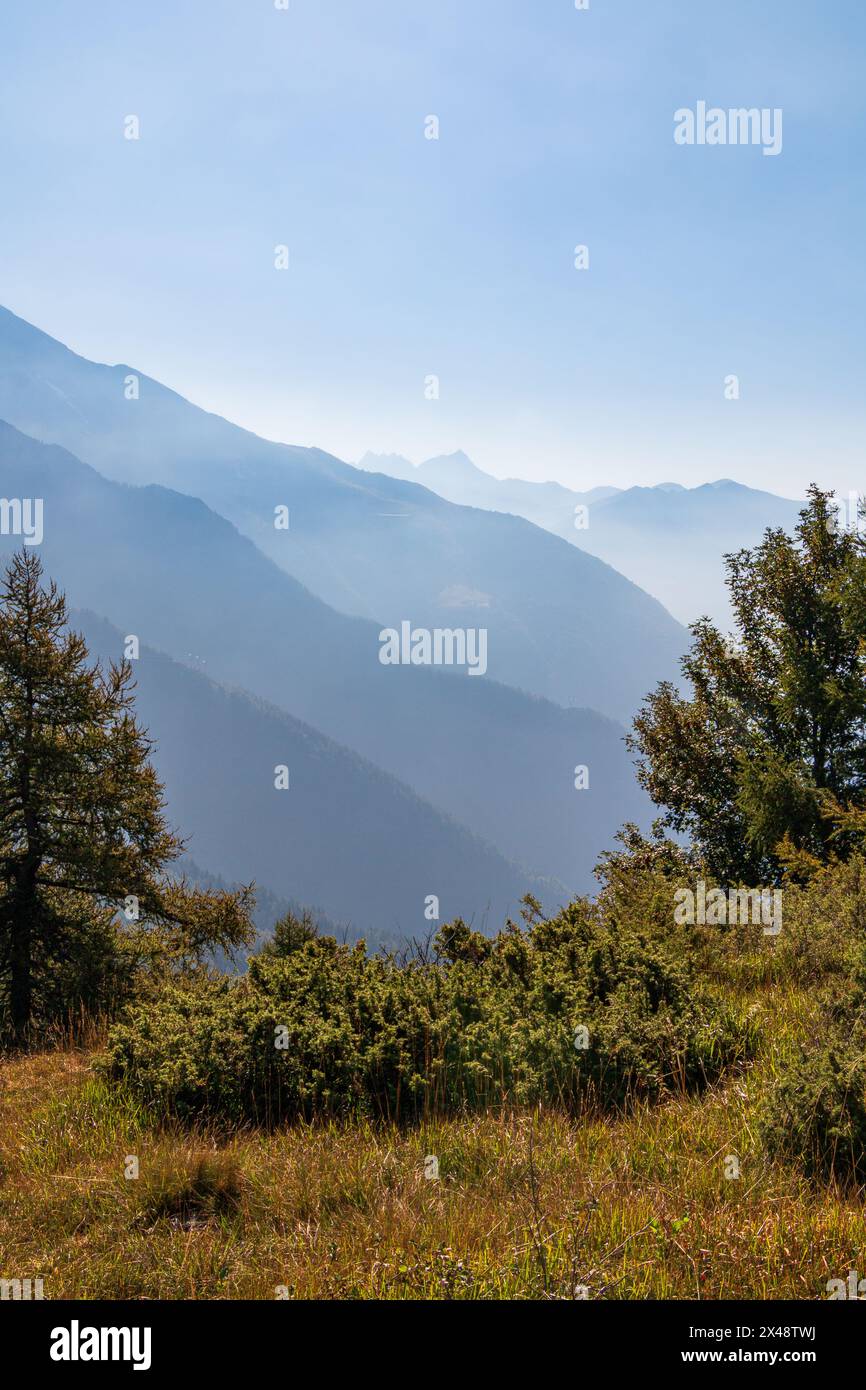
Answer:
[
  {"left": 8, "top": 867, "right": 37, "bottom": 1044},
  {"left": 9, "top": 933, "right": 32, "bottom": 1046}
]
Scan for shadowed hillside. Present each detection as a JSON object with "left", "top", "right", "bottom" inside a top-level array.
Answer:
[
  {"left": 76, "top": 610, "right": 551, "bottom": 939},
  {"left": 359, "top": 450, "right": 805, "bottom": 627},
  {"left": 0, "top": 420, "right": 651, "bottom": 895}
]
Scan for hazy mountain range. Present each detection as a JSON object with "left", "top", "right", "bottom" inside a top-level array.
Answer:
[
  {"left": 0, "top": 303, "right": 794, "bottom": 947},
  {"left": 0, "top": 416, "right": 648, "bottom": 932},
  {"left": 359, "top": 450, "right": 804, "bottom": 627},
  {"left": 0, "top": 306, "right": 684, "bottom": 720},
  {"left": 75, "top": 610, "right": 547, "bottom": 943}
]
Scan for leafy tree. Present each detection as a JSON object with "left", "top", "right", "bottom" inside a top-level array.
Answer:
[
  {"left": 0, "top": 550, "right": 254, "bottom": 1042},
  {"left": 628, "top": 487, "right": 866, "bottom": 882}
]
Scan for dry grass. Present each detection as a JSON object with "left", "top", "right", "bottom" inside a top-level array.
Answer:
[{"left": 1, "top": 982, "right": 865, "bottom": 1300}]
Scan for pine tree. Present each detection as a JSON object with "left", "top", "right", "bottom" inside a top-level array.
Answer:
[
  {"left": 259, "top": 907, "right": 320, "bottom": 956},
  {"left": 0, "top": 550, "right": 254, "bottom": 1041}
]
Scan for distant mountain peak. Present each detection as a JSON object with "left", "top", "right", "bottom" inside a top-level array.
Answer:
[
  {"left": 418, "top": 450, "right": 490, "bottom": 481},
  {"left": 358, "top": 449, "right": 414, "bottom": 467},
  {"left": 432, "top": 449, "right": 474, "bottom": 467}
]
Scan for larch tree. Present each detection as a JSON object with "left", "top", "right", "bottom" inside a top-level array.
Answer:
[{"left": 0, "top": 549, "right": 254, "bottom": 1042}]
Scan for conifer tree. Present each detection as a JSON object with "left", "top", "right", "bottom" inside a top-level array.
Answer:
[{"left": 0, "top": 550, "right": 253, "bottom": 1041}]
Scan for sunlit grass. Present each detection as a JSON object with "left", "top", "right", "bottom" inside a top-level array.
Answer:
[{"left": 1, "top": 977, "right": 864, "bottom": 1299}]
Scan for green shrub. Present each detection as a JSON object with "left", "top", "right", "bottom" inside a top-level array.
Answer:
[
  {"left": 759, "top": 925, "right": 866, "bottom": 1185},
  {"left": 760, "top": 1017, "right": 866, "bottom": 1185},
  {"left": 100, "top": 897, "right": 755, "bottom": 1125},
  {"left": 772, "top": 855, "right": 866, "bottom": 988}
]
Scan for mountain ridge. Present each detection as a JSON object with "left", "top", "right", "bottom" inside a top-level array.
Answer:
[
  {"left": 358, "top": 446, "right": 805, "bottom": 625},
  {"left": 0, "top": 418, "right": 651, "bottom": 897},
  {"left": 0, "top": 304, "right": 686, "bottom": 721}
]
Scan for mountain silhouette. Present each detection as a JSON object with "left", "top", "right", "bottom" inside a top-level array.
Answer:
[
  {"left": 0, "top": 420, "right": 652, "bottom": 896},
  {"left": 0, "top": 305, "right": 685, "bottom": 720}
]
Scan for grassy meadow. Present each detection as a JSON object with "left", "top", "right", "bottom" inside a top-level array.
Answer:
[{"left": 2, "top": 961, "right": 864, "bottom": 1301}]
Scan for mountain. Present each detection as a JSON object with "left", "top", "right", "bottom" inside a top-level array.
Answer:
[
  {"left": 359, "top": 449, "right": 620, "bottom": 532},
  {"left": 0, "top": 420, "right": 650, "bottom": 896},
  {"left": 356, "top": 451, "right": 419, "bottom": 484},
  {"left": 73, "top": 611, "right": 544, "bottom": 942},
  {"left": 360, "top": 448, "right": 803, "bottom": 626},
  {"left": 575, "top": 481, "right": 804, "bottom": 626},
  {"left": 170, "top": 858, "right": 336, "bottom": 965},
  {"left": 0, "top": 305, "right": 685, "bottom": 721}
]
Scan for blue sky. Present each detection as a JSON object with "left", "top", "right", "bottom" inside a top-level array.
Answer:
[{"left": 0, "top": 0, "right": 863, "bottom": 497}]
